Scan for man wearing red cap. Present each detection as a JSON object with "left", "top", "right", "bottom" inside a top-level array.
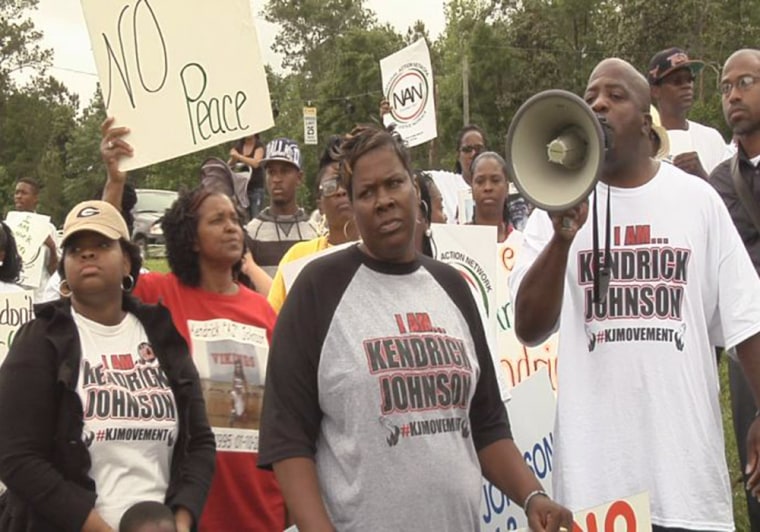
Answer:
[{"left": 648, "top": 47, "right": 731, "bottom": 179}]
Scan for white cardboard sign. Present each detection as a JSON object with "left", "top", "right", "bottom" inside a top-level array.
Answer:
[
  {"left": 0, "top": 290, "right": 35, "bottom": 368},
  {"left": 380, "top": 38, "right": 437, "bottom": 147},
  {"left": 480, "top": 368, "right": 556, "bottom": 530},
  {"left": 81, "top": 0, "right": 274, "bottom": 170}
]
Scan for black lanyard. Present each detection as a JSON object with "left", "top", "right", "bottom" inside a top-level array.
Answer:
[{"left": 591, "top": 185, "right": 612, "bottom": 304}]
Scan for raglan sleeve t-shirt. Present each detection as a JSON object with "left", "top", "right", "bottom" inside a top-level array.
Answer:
[{"left": 259, "top": 244, "right": 510, "bottom": 531}]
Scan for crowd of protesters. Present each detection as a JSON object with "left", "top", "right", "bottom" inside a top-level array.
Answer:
[{"left": 2, "top": 45, "right": 760, "bottom": 532}]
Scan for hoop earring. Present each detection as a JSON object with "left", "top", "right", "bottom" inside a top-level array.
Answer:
[
  {"left": 59, "top": 279, "right": 72, "bottom": 298},
  {"left": 420, "top": 200, "right": 430, "bottom": 222},
  {"left": 343, "top": 218, "right": 356, "bottom": 241},
  {"left": 121, "top": 275, "right": 135, "bottom": 293}
]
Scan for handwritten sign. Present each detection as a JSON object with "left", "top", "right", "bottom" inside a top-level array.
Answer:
[
  {"left": 81, "top": 0, "right": 274, "bottom": 171},
  {"left": 496, "top": 231, "right": 559, "bottom": 391},
  {"left": 480, "top": 368, "right": 555, "bottom": 530},
  {"left": 5, "top": 211, "right": 52, "bottom": 290},
  {"left": 515, "top": 492, "right": 651, "bottom": 532},
  {"left": 380, "top": 38, "right": 437, "bottom": 148},
  {"left": 0, "top": 289, "right": 35, "bottom": 367}
]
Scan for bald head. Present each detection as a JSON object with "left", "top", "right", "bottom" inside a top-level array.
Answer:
[
  {"left": 724, "top": 49, "right": 760, "bottom": 73},
  {"left": 589, "top": 58, "right": 651, "bottom": 111},
  {"left": 721, "top": 48, "right": 760, "bottom": 138}
]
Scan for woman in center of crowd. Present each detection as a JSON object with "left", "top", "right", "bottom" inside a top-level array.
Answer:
[
  {"left": 258, "top": 124, "right": 572, "bottom": 531},
  {"left": 467, "top": 151, "right": 514, "bottom": 243},
  {"left": 100, "top": 118, "right": 284, "bottom": 531}
]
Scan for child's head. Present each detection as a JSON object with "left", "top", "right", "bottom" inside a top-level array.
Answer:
[{"left": 119, "top": 501, "right": 177, "bottom": 532}]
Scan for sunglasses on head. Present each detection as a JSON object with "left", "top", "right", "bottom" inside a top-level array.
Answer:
[
  {"left": 319, "top": 177, "right": 343, "bottom": 197},
  {"left": 460, "top": 144, "right": 485, "bottom": 154}
]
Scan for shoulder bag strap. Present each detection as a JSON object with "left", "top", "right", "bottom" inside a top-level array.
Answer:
[{"left": 730, "top": 154, "right": 760, "bottom": 234}]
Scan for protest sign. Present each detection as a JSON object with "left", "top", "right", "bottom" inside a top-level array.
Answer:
[
  {"left": 480, "top": 368, "right": 556, "bottom": 530},
  {"left": 433, "top": 224, "right": 506, "bottom": 395},
  {"left": 427, "top": 169, "right": 469, "bottom": 224},
  {"left": 81, "top": 0, "right": 273, "bottom": 171},
  {"left": 380, "top": 38, "right": 437, "bottom": 147},
  {"left": 496, "top": 230, "right": 559, "bottom": 391},
  {"left": 5, "top": 211, "right": 53, "bottom": 290},
  {"left": 457, "top": 188, "right": 474, "bottom": 224},
  {"left": 514, "top": 491, "right": 652, "bottom": 532},
  {"left": 0, "top": 289, "right": 35, "bottom": 367},
  {"left": 188, "top": 318, "right": 270, "bottom": 452}
]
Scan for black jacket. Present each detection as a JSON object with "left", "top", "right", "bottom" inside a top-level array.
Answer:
[
  {"left": 0, "top": 296, "right": 216, "bottom": 532},
  {"left": 710, "top": 145, "right": 760, "bottom": 274}
]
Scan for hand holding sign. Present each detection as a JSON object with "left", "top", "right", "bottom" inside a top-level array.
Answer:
[
  {"left": 101, "top": 117, "right": 133, "bottom": 183},
  {"left": 525, "top": 496, "right": 573, "bottom": 532}
]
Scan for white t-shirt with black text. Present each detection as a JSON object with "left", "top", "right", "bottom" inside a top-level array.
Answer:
[
  {"left": 73, "top": 310, "right": 178, "bottom": 528},
  {"left": 510, "top": 163, "right": 760, "bottom": 530}
]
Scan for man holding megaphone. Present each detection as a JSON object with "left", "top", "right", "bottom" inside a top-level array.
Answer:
[{"left": 509, "top": 58, "right": 760, "bottom": 532}]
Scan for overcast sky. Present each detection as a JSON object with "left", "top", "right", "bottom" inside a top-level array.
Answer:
[{"left": 28, "top": 0, "right": 447, "bottom": 103}]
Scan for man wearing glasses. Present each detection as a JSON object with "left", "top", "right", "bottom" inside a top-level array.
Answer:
[
  {"left": 648, "top": 47, "right": 730, "bottom": 179},
  {"left": 710, "top": 48, "right": 760, "bottom": 532}
]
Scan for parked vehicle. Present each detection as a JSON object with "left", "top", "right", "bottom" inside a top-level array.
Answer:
[{"left": 132, "top": 189, "right": 178, "bottom": 258}]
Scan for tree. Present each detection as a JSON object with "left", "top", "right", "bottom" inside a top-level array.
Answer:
[
  {"left": 263, "top": 0, "right": 375, "bottom": 72},
  {"left": 0, "top": 76, "right": 78, "bottom": 221},
  {"left": 0, "top": 0, "right": 52, "bottom": 91}
]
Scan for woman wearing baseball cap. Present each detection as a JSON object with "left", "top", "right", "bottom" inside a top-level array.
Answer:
[{"left": 0, "top": 200, "right": 215, "bottom": 532}]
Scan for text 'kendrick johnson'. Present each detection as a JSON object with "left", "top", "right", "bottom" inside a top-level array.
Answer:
[
  {"left": 580, "top": 224, "right": 690, "bottom": 321},
  {"left": 364, "top": 313, "right": 474, "bottom": 415}
]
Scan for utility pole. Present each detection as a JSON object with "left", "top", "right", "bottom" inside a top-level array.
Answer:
[{"left": 462, "top": 50, "right": 470, "bottom": 126}]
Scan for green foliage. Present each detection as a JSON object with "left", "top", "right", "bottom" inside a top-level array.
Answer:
[
  {"left": 3, "top": 0, "right": 760, "bottom": 221},
  {"left": 0, "top": 0, "right": 52, "bottom": 90}
]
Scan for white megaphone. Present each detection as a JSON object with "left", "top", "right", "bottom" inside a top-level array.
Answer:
[{"left": 505, "top": 90, "right": 609, "bottom": 211}]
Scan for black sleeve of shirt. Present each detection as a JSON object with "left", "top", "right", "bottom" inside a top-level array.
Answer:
[
  {"left": 420, "top": 256, "right": 512, "bottom": 451},
  {"left": 258, "top": 247, "right": 361, "bottom": 469},
  {"left": 0, "top": 320, "right": 97, "bottom": 531},
  {"left": 166, "top": 345, "right": 217, "bottom": 526}
]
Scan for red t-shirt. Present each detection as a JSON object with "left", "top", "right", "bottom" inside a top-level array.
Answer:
[{"left": 134, "top": 272, "right": 284, "bottom": 531}]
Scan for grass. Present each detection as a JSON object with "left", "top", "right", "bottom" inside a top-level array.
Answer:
[
  {"left": 129, "top": 259, "right": 752, "bottom": 528},
  {"left": 721, "top": 358, "right": 751, "bottom": 531},
  {"left": 144, "top": 257, "right": 170, "bottom": 273}
]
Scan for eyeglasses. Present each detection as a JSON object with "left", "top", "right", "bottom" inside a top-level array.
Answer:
[
  {"left": 460, "top": 144, "right": 485, "bottom": 154},
  {"left": 720, "top": 74, "right": 760, "bottom": 96},
  {"left": 319, "top": 177, "right": 343, "bottom": 197}
]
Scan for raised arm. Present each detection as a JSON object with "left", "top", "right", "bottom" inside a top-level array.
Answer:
[
  {"left": 230, "top": 145, "right": 265, "bottom": 169},
  {"left": 100, "top": 117, "right": 133, "bottom": 211},
  {"left": 514, "top": 201, "right": 588, "bottom": 345}
]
